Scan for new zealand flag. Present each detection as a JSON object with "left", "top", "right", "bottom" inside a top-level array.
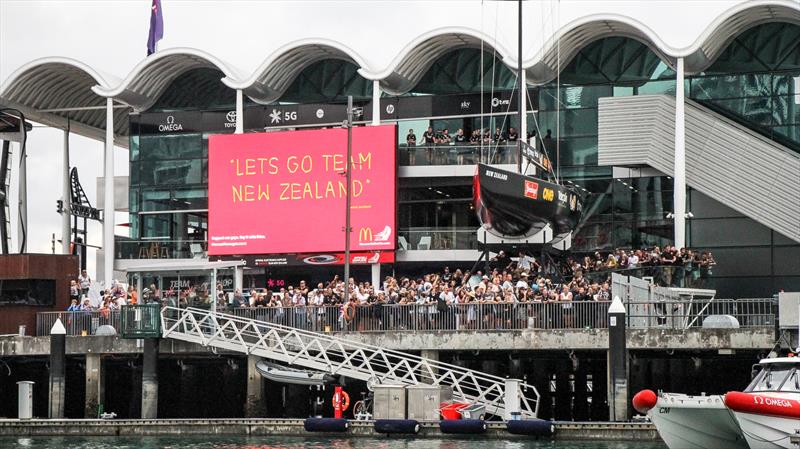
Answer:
[{"left": 147, "top": 0, "right": 164, "bottom": 56}]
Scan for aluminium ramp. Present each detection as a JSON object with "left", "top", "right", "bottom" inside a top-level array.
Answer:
[
  {"left": 598, "top": 94, "right": 800, "bottom": 244},
  {"left": 161, "top": 306, "right": 539, "bottom": 419}
]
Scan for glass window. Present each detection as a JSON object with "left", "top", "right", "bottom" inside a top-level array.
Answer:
[
  {"left": 0, "top": 279, "right": 56, "bottom": 306},
  {"left": 139, "top": 133, "right": 203, "bottom": 161}
]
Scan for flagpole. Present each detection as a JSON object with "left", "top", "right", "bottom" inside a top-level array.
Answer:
[{"left": 344, "top": 96, "right": 353, "bottom": 290}]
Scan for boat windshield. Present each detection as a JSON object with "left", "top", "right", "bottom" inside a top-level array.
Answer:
[{"left": 745, "top": 365, "right": 795, "bottom": 392}]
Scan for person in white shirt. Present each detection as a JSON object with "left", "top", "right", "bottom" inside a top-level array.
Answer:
[
  {"left": 292, "top": 292, "right": 307, "bottom": 329},
  {"left": 517, "top": 252, "right": 535, "bottom": 271},
  {"left": 628, "top": 252, "right": 640, "bottom": 268},
  {"left": 78, "top": 270, "right": 91, "bottom": 295}
]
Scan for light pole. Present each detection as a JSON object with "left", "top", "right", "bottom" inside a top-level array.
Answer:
[{"left": 343, "top": 96, "right": 354, "bottom": 289}]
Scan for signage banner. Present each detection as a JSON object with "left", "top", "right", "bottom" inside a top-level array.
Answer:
[
  {"left": 208, "top": 125, "right": 397, "bottom": 255},
  {"left": 220, "top": 251, "right": 395, "bottom": 267}
]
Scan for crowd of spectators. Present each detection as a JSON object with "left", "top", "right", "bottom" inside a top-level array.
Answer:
[
  {"left": 67, "top": 269, "right": 138, "bottom": 317},
  {"left": 63, "top": 246, "right": 716, "bottom": 331},
  {"left": 404, "top": 126, "right": 547, "bottom": 164}
]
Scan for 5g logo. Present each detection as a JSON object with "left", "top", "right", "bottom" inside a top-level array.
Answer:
[{"left": 269, "top": 109, "right": 298, "bottom": 124}]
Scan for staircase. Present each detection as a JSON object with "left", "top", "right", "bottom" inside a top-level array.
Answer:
[
  {"left": 161, "top": 306, "right": 540, "bottom": 419},
  {"left": 598, "top": 94, "right": 800, "bottom": 243}
]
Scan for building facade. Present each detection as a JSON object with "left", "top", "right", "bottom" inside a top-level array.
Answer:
[{"left": 1, "top": 1, "right": 799, "bottom": 298}]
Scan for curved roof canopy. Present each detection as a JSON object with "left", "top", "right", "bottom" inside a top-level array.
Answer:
[
  {"left": 378, "top": 29, "right": 513, "bottom": 95},
  {"left": 230, "top": 40, "right": 369, "bottom": 105},
  {"left": 2, "top": 2, "right": 800, "bottom": 145},
  {"left": 684, "top": 2, "right": 800, "bottom": 72},
  {"left": 0, "top": 57, "right": 128, "bottom": 141}
]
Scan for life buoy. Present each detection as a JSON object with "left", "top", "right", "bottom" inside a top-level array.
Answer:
[
  {"left": 343, "top": 303, "right": 356, "bottom": 322},
  {"left": 333, "top": 390, "right": 350, "bottom": 411}
]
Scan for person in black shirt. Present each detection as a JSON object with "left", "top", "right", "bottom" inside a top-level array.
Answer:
[
  {"left": 507, "top": 127, "right": 519, "bottom": 142},
  {"left": 454, "top": 128, "right": 467, "bottom": 143},
  {"left": 423, "top": 126, "right": 435, "bottom": 164},
  {"left": 469, "top": 129, "right": 480, "bottom": 144},
  {"left": 406, "top": 129, "right": 417, "bottom": 165},
  {"left": 423, "top": 126, "right": 435, "bottom": 145},
  {"left": 493, "top": 127, "right": 504, "bottom": 143}
]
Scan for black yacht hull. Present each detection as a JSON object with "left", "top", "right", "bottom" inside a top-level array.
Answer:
[{"left": 473, "top": 164, "right": 583, "bottom": 239}]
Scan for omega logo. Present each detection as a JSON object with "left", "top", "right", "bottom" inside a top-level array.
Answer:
[{"left": 159, "top": 115, "right": 183, "bottom": 132}]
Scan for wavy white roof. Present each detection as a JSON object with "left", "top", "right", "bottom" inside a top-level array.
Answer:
[{"left": 1, "top": 0, "right": 799, "bottom": 142}]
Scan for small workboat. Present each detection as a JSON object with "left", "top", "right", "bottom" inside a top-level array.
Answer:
[
  {"left": 632, "top": 390, "right": 747, "bottom": 449},
  {"left": 256, "top": 360, "right": 339, "bottom": 385},
  {"left": 724, "top": 357, "right": 800, "bottom": 449}
]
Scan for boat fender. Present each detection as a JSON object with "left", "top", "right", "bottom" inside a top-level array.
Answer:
[
  {"left": 506, "top": 419, "right": 555, "bottom": 437},
  {"left": 632, "top": 389, "right": 658, "bottom": 413},
  {"left": 440, "top": 419, "right": 487, "bottom": 434},
  {"left": 374, "top": 419, "right": 421, "bottom": 434},
  {"left": 333, "top": 390, "right": 350, "bottom": 411},
  {"left": 303, "top": 418, "right": 349, "bottom": 432}
]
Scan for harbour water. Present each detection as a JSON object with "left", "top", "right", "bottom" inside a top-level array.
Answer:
[{"left": 0, "top": 436, "right": 668, "bottom": 449}]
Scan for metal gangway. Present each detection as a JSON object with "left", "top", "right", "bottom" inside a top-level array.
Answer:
[{"left": 161, "top": 306, "right": 539, "bottom": 419}]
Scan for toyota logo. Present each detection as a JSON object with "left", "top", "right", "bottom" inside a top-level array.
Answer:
[
  {"left": 226, "top": 111, "right": 237, "bottom": 122},
  {"left": 166, "top": 115, "right": 175, "bottom": 124}
]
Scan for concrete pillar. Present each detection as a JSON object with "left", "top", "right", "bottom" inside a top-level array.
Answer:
[
  {"left": 62, "top": 128, "right": 71, "bottom": 255},
  {"left": 234, "top": 266, "right": 243, "bottom": 292},
  {"left": 85, "top": 353, "right": 104, "bottom": 418},
  {"left": 421, "top": 349, "right": 439, "bottom": 384},
  {"left": 141, "top": 338, "right": 159, "bottom": 418},
  {"left": 673, "top": 57, "right": 686, "bottom": 249},
  {"left": 607, "top": 296, "right": 628, "bottom": 421},
  {"left": 371, "top": 263, "right": 380, "bottom": 291},
  {"left": 49, "top": 318, "right": 66, "bottom": 418},
  {"left": 103, "top": 97, "right": 115, "bottom": 285},
  {"left": 245, "top": 355, "right": 266, "bottom": 417},
  {"left": 371, "top": 80, "right": 381, "bottom": 126},
  {"left": 235, "top": 89, "right": 244, "bottom": 134}
]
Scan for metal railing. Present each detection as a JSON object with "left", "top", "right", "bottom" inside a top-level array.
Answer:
[
  {"left": 229, "top": 302, "right": 611, "bottom": 332},
  {"left": 37, "top": 311, "right": 122, "bottom": 336},
  {"left": 162, "top": 306, "right": 540, "bottom": 419},
  {"left": 626, "top": 297, "right": 776, "bottom": 329},
  {"left": 116, "top": 239, "right": 207, "bottom": 260},
  {"left": 573, "top": 265, "right": 715, "bottom": 289},
  {"left": 399, "top": 144, "right": 519, "bottom": 166},
  {"left": 397, "top": 229, "right": 478, "bottom": 251},
  {"left": 35, "top": 298, "right": 775, "bottom": 336}
]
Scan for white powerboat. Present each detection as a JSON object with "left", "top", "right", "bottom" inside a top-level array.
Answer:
[
  {"left": 255, "top": 360, "right": 339, "bottom": 385},
  {"left": 632, "top": 389, "right": 747, "bottom": 449},
  {"left": 724, "top": 357, "right": 800, "bottom": 449}
]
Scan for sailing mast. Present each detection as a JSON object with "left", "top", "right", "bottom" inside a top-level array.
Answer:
[{"left": 517, "top": 0, "right": 524, "bottom": 174}]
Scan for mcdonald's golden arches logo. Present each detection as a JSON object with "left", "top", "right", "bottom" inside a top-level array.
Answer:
[{"left": 358, "top": 227, "right": 373, "bottom": 243}]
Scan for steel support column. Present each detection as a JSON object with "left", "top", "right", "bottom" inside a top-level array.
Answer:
[
  {"left": 673, "top": 57, "right": 686, "bottom": 248},
  {"left": 103, "top": 98, "right": 114, "bottom": 284}
]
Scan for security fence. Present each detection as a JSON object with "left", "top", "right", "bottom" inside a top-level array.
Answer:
[{"left": 36, "top": 298, "right": 776, "bottom": 336}]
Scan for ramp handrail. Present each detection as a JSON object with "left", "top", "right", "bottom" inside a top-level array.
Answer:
[{"left": 161, "top": 306, "right": 539, "bottom": 418}]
